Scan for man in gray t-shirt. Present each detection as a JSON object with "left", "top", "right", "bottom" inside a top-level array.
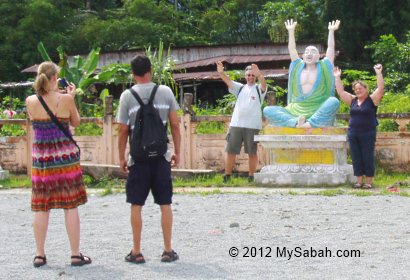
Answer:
[
  {"left": 117, "top": 82, "right": 179, "bottom": 164},
  {"left": 117, "top": 55, "right": 181, "bottom": 263}
]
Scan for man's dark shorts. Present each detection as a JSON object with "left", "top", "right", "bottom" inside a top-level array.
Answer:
[
  {"left": 225, "top": 126, "right": 260, "bottom": 155},
  {"left": 126, "top": 157, "right": 173, "bottom": 206}
]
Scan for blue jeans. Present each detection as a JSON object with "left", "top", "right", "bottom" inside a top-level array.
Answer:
[{"left": 347, "top": 130, "right": 376, "bottom": 177}]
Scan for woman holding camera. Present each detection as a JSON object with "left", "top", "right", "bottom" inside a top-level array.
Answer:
[{"left": 25, "top": 61, "right": 91, "bottom": 267}]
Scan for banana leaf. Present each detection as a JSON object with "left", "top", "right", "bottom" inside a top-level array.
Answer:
[
  {"left": 99, "top": 88, "right": 110, "bottom": 109},
  {"left": 78, "top": 48, "right": 100, "bottom": 90},
  {"left": 37, "top": 42, "right": 52, "bottom": 62},
  {"left": 66, "top": 68, "right": 81, "bottom": 87},
  {"left": 56, "top": 45, "right": 69, "bottom": 79},
  {"left": 79, "top": 77, "right": 100, "bottom": 90},
  {"left": 79, "top": 48, "right": 100, "bottom": 78},
  {"left": 72, "top": 55, "right": 84, "bottom": 70}
]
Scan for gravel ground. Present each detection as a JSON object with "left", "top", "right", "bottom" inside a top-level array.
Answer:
[{"left": 0, "top": 189, "right": 409, "bottom": 280}]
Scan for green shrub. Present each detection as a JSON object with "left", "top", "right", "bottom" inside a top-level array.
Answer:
[
  {"left": 193, "top": 102, "right": 221, "bottom": 116},
  {"left": 80, "top": 102, "right": 104, "bottom": 117},
  {"left": 338, "top": 101, "right": 350, "bottom": 114},
  {"left": 378, "top": 119, "right": 399, "bottom": 132},
  {"left": 195, "top": 121, "right": 226, "bottom": 134},
  {"left": 83, "top": 174, "right": 95, "bottom": 185},
  {"left": 378, "top": 92, "right": 410, "bottom": 113},
  {"left": 74, "top": 123, "right": 103, "bottom": 136},
  {"left": 215, "top": 94, "right": 236, "bottom": 115},
  {"left": 0, "top": 175, "right": 31, "bottom": 188},
  {"left": 0, "top": 124, "right": 26, "bottom": 136}
]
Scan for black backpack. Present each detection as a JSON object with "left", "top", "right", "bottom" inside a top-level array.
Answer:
[{"left": 128, "top": 85, "right": 168, "bottom": 161}]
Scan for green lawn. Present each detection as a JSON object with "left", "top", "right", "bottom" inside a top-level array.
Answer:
[{"left": 1, "top": 168, "right": 409, "bottom": 197}]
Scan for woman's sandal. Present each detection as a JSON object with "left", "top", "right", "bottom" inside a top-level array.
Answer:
[
  {"left": 353, "top": 183, "right": 362, "bottom": 189},
  {"left": 33, "top": 255, "right": 47, "bottom": 268},
  {"left": 387, "top": 186, "right": 399, "bottom": 193},
  {"left": 161, "top": 250, "right": 179, "bottom": 263},
  {"left": 125, "top": 251, "right": 145, "bottom": 264},
  {"left": 71, "top": 253, "right": 92, "bottom": 266},
  {"left": 362, "top": 183, "right": 373, "bottom": 189}
]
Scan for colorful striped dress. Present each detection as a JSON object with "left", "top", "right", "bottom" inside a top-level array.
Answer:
[{"left": 31, "top": 118, "right": 87, "bottom": 211}]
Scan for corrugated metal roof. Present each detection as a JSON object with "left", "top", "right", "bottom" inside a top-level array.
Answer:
[
  {"left": 173, "top": 69, "right": 288, "bottom": 82},
  {"left": 175, "top": 54, "right": 290, "bottom": 70},
  {"left": 0, "top": 81, "right": 34, "bottom": 88},
  {"left": 21, "top": 64, "right": 39, "bottom": 73}
]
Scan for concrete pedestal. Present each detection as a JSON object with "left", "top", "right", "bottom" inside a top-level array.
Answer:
[{"left": 254, "top": 127, "right": 355, "bottom": 186}]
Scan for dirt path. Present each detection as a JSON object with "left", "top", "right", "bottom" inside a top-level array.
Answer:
[{"left": 0, "top": 189, "right": 409, "bottom": 279}]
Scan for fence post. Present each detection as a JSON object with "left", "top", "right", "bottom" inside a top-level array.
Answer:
[
  {"left": 395, "top": 119, "right": 410, "bottom": 132},
  {"left": 181, "top": 92, "right": 195, "bottom": 169},
  {"left": 179, "top": 114, "right": 191, "bottom": 169}
]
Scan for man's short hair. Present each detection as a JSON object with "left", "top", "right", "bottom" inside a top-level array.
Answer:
[
  {"left": 131, "top": 55, "right": 151, "bottom": 77},
  {"left": 245, "top": 65, "right": 252, "bottom": 71}
]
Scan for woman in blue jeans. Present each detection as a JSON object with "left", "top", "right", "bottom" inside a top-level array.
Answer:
[{"left": 333, "top": 64, "right": 384, "bottom": 189}]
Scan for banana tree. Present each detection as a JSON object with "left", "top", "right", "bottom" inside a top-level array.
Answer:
[
  {"left": 93, "top": 40, "right": 179, "bottom": 95},
  {"left": 94, "top": 63, "right": 133, "bottom": 91},
  {"left": 145, "top": 40, "right": 179, "bottom": 98},
  {"left": 92, "top": 40, "right": 180, "bottom": 102}
]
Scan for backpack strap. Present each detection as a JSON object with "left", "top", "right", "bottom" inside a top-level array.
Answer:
[
  {"left": 237, "top": 85, "right": 262, "bottom": 105},
  {"left": 148, "top": 85, "right": 167, "bottom": 128},
  {"left": 129, "top": 87, "right": 144, "bottom": 106},
  {"left": 129, "top": 85, "right": 166, "bottom": 128},
  {"left": 237, "top": 85, "right": 244, "bottom": 98},
  {"left": 36, "top": 95, "right": 81, "bottom": 152},
  {"left": 128, "top": 88, "right": 144, "bottom": 137},
  {"left": 148, "top": 85, "right": 159, "bottom": 104},
  {"left": 256, "top": 86, "right": 261, "bottom": 104},
  {"left": 129, "top": 85, "right": 160, "bottom": 106}
]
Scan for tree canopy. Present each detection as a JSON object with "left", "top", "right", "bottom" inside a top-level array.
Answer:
[{"left": 0, "top": 0, "right": 410, "bottom": 83}]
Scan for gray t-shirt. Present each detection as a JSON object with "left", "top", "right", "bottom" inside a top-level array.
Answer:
[{"left": 117, "top": 82, "right": 179, "bottom": 165}]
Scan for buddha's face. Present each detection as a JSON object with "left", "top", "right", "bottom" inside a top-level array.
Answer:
[{"left": 302, "top": 46, "right": 320, "bottom": 65}]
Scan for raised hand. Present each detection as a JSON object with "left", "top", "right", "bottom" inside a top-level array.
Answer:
[
  {"left": 328, "top": 20, "right": 340, "bottom": 31},
  {"left": 216, "top": 61, "right": 224, "bottom": 73},
  {"left": 285, "top": 19, "right": 297, "bottom": 31},
  {"left": 374, "top": 64, "right": 383, "bottom": 75},
  {"left": 333, "top": 66, "right": 342, "bottom": 77},
  {"left": 251, "top": 64, "right": 261, "bottom": 78}
]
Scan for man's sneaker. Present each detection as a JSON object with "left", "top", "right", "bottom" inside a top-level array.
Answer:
[
  {"left": 248, "top": 176, "right": 254, "bottom": 183},
  {"left": 223, "top": 175, "right": 231, "bottom": 183}
]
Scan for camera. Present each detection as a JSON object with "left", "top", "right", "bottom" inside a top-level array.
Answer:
[{"left": 58, "top": 78, "right": 69, "bottom": 89}]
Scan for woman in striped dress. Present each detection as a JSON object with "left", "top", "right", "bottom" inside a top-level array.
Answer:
[{"left": 25, "top": 61, "right": 91, "bottom": 267}]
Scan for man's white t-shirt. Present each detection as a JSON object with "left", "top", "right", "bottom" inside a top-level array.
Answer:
[{"left": 229, "top": 81, "right": 267, "bottom": 129}]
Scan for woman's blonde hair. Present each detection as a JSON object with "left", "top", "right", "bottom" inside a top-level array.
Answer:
[
  {"left": 33, "top": 61, "right": 59, "bottom": 95},
  {"left": 352, "top": 80, "right": 368, "bottom": 92}
]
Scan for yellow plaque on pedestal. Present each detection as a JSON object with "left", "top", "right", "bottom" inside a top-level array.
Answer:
[
  {"left": 263, "top": 126, "right": 347, "bottom": 135},
  {"left": 272, "top": 149, "right": 334, "bottom": 164}
]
